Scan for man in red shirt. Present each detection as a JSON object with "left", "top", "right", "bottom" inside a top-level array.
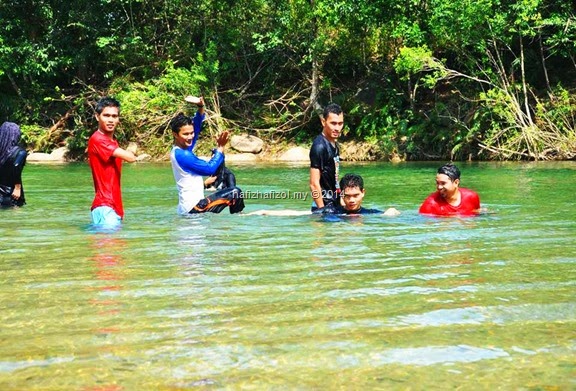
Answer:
[
  {"left": 419, "top": 163, "right": 480, "bottom": 216},
  {"left": 88, "top": 97, "right": 136, "bottom": 226}
]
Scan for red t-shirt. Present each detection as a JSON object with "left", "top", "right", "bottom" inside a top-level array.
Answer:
[
  {"left": 88, "top": 130, "right": 123, "bottom": 218},
  {"left": 419, "top": 187, "right": 480, "bottom": 216}
]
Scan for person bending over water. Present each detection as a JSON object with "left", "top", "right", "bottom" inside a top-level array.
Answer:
[
  {"left": 419, "top": 163, "right": 481, "bottom": 216},
  {"left": 0, "top": 122, "right": 27, "bottom": 207},
  {"left": 170, "top": 102, "right": 244, "bottom": 215},
  {"left": 248, "top": 173, "right": 400, "bottom": 216}
]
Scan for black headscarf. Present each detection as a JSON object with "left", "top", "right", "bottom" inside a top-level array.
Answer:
[{"left": 0, "top": 122, "right": 21, "bottom": 166}]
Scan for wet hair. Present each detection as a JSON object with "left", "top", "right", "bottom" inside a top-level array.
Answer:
[
  {"left": 170, "top": 112, "right": 193, "bottom": 133},
  {"left": 437, "top": 163, "right": 460, "bottom": 181},
  {"left": 323, "top": 102, "right": 343, "bottom": 119},
  {"left": 95, "top": 97, "right": 120, "bottom": 114},
  {"left": 340, "top": 173, "right": 364, "bottom": 191}
]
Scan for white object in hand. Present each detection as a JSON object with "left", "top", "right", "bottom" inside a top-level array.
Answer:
[{"left": 185, "top": 95, "right": 202, "bottom": 104}]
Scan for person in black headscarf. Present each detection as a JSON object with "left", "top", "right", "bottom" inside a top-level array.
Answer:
[{"left": 0, "top": 122, "right": 27, "bottom": 207}]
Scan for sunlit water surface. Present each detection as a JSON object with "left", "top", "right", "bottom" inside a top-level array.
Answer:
[{"left": 1, "top": 161, "right": 575, "bottom": 390}]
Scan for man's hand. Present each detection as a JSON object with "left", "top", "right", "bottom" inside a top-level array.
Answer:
[
  {"left": 383, "top": 207, "right": 401, "bottom": 216},
  {"left": 205, "top": 176, "right": 217, "bottom": 186},
  {"left": 186, "top": 95, "right": 205, "bottom": 115},
  {"left": 184, "top": 95, "right": 202, "bottom": 105},
  {"left": 12, "top": 185, "right": 21, "bottom": 200},
  {"left": 216, "top": 131, "right": 230, "bottom": 150}
]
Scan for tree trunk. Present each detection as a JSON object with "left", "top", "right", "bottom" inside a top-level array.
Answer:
[
  {"left": 538, "top": 33, "right": 551, "bottom": 92},
  {"left": 519, "top": 36, "right": 534, "bottom": 126},
  {"left": 310, "top": 56, "right": 322, "bottom": 116},
  {"left": 308, "top": 0, "right": 322, "bottom": 117}
]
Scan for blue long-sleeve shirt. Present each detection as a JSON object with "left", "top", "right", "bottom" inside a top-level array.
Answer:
[
  {"left": 170, "top": 111, "right": 225, "bottom": 213},
  {"left": 174, "top": 111, "right": 223, "bottom": 176}
]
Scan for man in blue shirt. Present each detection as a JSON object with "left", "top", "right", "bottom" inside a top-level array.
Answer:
[{"left": 169, "top": 97, "right": 244, "bottom": 214}]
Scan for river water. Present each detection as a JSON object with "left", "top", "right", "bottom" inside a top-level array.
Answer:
[{"left": 1, "top": 161, "right": 575, "bottom": 390}]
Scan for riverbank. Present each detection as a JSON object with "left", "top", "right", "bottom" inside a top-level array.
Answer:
[{"left": 26, "top": 140, "right": 400, "bottom": 163}]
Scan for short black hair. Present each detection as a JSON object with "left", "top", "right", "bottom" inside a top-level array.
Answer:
[
  {"left": 340, "top": 173, "right": 364, "bottom": 191},
  {"left": 95, "top": 97, "right": 120, "bottom": 114},
  {"left": 437, "top": 163, "right": 461, "bottom": 181},
  {"left": 170, "top": 112, "right": 193, "bottom": 133},
  {"left": 323, "top": 102, "right": 343, "bottom": 119}
]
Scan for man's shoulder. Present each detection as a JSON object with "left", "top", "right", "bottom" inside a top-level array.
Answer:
[
  {"left": 342, "top": 207, "right": 382, "bottom": 215},
  {"left": 459, "top": 187, "right": 480, "bottom": 206},
  {"left": 173, "top": 145, "right": 196, "bottom": 157},
  {"left": 312, "top": 133, "right": 324, "bottom": 142},
  {"left": 358, "top": 207, "right": 382, "bottom": 214},
  {"left": 422, "top": 191, "right": 437, "bottom": 201},
  {"left": 87, "top": 130, "right": 98, "bottom": 143},
  {"left": 421, "top": 191, "right": 443, "bottom": 206},
  {"left": 89, "top": 130, "right": 117, "bottom": 145},
  {"left": 310, "top": 134, "right": 326, "bottom": 148},
  {"left": 460, "top": 187, "right": 479, "bottom": 197},
  {"left": 320, "top": 206, "right": 381, "bottom": 215},
  {"left": 172, "top": 145, "right": 203, "bottom": 165},
  {"left": 89, "top": 129, "right": 106, "bottom": 139},
  {"left": 172, "top": 145, "right": 187, "bottom": 159},
  {"left": 310, "top": 134, "right": 338, "bottom": 157}
]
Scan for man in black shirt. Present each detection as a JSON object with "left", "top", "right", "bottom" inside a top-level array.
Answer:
[{"left": 309, "top": 103, "right": 343, "bottom": 212}]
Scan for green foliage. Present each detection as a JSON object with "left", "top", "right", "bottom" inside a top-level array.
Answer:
[
  {"left": 60, "top": 60, "right": 213, "bottom": 158},
  {"left": 1, "top": 0, "right": 575, "bottom": 160},
  {"left": 394, "top": 47, "right": 433, "bottom": 81},
  {"left": 472, "top": 84, "right": 576, "bottom": 160},
  {"left": 20, "top": 125, "right": 49, "bottom": 152},
  {"left": 111, "top": 62, "right": 211, "bottom": 156}
]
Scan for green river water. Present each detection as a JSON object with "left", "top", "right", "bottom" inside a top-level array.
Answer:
[{"left": 1, "top": 161, "right": 575, "bottom": 390}]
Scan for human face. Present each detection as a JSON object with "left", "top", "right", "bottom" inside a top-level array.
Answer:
[
  {"left": 174, "top": 125, "right": 195, "bottom": 149},
  {"left": 95, "top": 106, "right": 120, "bottom": 135},
  {"left": 435, "top": 173, "right": 459, "bottom": 200},
  {"left": 321, "top": 112, "right": 344, "bottom": 143},
  {"left": 341, "top": 186, "right": 365, "bottom": 212}
]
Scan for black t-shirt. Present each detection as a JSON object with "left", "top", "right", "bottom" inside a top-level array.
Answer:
[
  {"left": 322, "top": 205, "right": 382, "bottom": 215},
  {"left": 309, "top": 134, "right": 340, "bottom": 205}
]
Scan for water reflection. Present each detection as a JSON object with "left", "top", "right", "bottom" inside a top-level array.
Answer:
[
  {"left": 370, "top": 345, "right": 510, "bottom": 365},
  {"left": 89, "top": 234, "right": 125, "bottom": 326},
  {"left": 172, "top": 218, "right": 208, "bottom": 277},
  {"left": 87, "top": 233, "right": 127, "bottom": 391}
]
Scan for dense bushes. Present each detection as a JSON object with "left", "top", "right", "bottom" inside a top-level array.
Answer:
[{"left": 2, "top": 0, "right": 575, "bottom": 160}]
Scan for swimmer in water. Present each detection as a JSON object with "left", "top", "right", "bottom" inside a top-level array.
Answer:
[
  {"left": 247, "top": 173, "right": 400, "bottom": 216},
  {"left": 419, "top": 163, "right": 481, "bottom": 216}
]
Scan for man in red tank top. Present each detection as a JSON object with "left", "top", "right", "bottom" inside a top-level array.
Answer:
[{"left": 419, "top": 163, "right": 480, "bottom": 216}]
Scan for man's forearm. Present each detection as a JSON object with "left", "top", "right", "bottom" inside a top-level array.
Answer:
[{"left": 310, "top": 184, "right": 324, "bottom": 207}]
